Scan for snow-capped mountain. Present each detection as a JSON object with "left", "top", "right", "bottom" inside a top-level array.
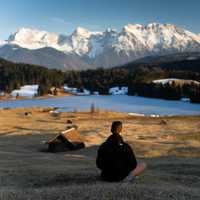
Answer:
[
  {"left": 58, "top": 27, "right": 103, "bottom": 56},
  {"left": 1, "top": 23, "right": 200, "bottom": 70},
  {"left": 113, "top": 23, "right": 200, "bottom": 61},
  {"left": 7, "top": 28, "right": 59, "bottom": 50}
]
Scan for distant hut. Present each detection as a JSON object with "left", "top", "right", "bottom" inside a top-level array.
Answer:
[{"left": 47, "top": 126, "right": 85, "bottom": 152}]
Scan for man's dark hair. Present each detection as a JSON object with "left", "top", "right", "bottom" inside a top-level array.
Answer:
[{"left": 111, "top": 121, "right": 122, "bottom": 134}]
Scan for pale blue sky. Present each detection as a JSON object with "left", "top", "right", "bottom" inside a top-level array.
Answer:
[{"left": 0, "top": 0, "right": 199, "bottom": 39}]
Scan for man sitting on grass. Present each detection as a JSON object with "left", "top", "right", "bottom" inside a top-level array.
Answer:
[{"left": 96, "top": 121, "right": 146, "bottom": 182}]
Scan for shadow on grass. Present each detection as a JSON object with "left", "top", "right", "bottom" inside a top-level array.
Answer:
[
  {"left": 1, "top": 133, "right": 200, "bottom": 191},
  {"left": 31, "top": 171, "right": 101, "bottom": 188}
]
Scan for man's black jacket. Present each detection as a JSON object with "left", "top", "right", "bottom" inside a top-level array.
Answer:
[{"left": 96, "top": 134, "right": 137, "bottom": 182}]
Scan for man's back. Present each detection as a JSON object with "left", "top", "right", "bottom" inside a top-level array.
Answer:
[{"left": 96, "top": 134, "right": 137, "bottom": 182}]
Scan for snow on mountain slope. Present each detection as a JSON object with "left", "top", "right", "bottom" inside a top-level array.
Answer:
[
  {"left": 65, "top": 27, "right": 103, "bottom": 55},
  {"left": 6, "top": 23, "right": 200, "bottom": 57},
  {"left": 57, "top": 27, "right": 102, "bottom": 56},
  {"left": 1, "top": 23, "right": 200, "bottom": 69},
  {"left": 88, "top": 28, "right": 117, "bottom": 58},
  {"left": 6, "top": 27, "right": 104, "bottom": 56},
  {"left": 0, "top": 44, "right": 92, "bottom": 70},
  {"left": 113, "top": 23, "right": 200, "bottom": 56},
  {"left": 7, "top": 28, "right": 59, "bottom": 49}
]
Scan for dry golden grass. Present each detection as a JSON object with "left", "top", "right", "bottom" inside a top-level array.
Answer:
[{"left": 0, "top": 108, "right": 200, "bottom": 199}]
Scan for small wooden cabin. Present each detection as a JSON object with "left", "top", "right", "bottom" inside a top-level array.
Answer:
[{"left": 47, "top": 127, "right": 85, "bottom": 152}]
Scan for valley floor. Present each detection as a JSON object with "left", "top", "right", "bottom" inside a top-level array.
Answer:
[{"left": 0, "top": 108, "right": 200, "bottom": 200}]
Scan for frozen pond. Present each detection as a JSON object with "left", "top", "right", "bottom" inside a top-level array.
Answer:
[{"left": 0, "top": 95, "right": 200, "bottom": 116}]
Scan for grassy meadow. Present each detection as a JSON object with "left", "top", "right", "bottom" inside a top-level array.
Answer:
[{"left": 0, "top": 108, "right": 200, "bottom": 200}]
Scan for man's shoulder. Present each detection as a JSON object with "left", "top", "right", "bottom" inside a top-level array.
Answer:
[
  {"left": 100, "top": 135, "right": 112, "bottom": 146},
  {"left": 122, "top": 142, "right": 134, "bottom": 155},
  {"left": 123, "top": 141, "right": 132, "bottom": 148},
  {"left": 98, "top": 140, "right": 109, "bottom": 151},
  {"left": 98, "top": 135, "right": 115, "bottom": 152}
]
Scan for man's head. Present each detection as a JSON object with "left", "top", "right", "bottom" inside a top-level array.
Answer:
[{"left": 111, "top": 121, "right": 122, "bottom": 135}]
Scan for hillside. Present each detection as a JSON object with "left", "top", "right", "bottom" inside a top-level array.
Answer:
[
  {"left": 0, "top": 58, "right": 65, "bottom": 94},
  {"left": 1, "top": 56, "right": 200, "bottom": 102},
  {"left": 0, "top": 45, "right": 92, "bottom": 71},
  {"left": 133, "top": 52, "right": 200, "bottom": 64},
  {"left": 0, "top": 108, "right": 200, "bottom": 200},
  {"left": 70, "top": 58, "right": 200, "bottom": 101},
  {"left": 120, "top": 56, "right": 200, "bottom": 73}
]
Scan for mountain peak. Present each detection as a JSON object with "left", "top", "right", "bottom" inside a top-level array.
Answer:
[
  {"left": 122, "top": 23, "right": 178, "bottom": 32},
  {"left": 146, "top": 23, "right": 164, "bottom": 28},
  {"left": 7, "top": 27, "right": 58, "bottom": 49},
  {"left": 105, "top": 28, "right": 117, "bottom": 34},
  {"left": 123, "top": 24, "right": 143, "bottom": 32},
  {"left": 8, "top": 27, "right": 47, "bottom": 40},
  {"left": 1, "top": 23, "right": 200, "bottom": 69},
  {"left": 73, "top": 27, "right": 92, "bottom": 38}
]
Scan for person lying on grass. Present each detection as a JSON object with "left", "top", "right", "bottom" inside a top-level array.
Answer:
[{"left": 96, "top": 121, "right": 146, "bottom": 182}]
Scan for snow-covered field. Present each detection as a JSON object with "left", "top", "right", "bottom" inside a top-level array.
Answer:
[
  {"left": 11, "top": 85, "right": 39, "bottom": 98},
  {"left": 153, "top": 78, "right": 200, "bottom": 85},
  {"left": 109, "top": 86, "right": 128, "bottom": 95},
  {"left": 64, "top": 85, "right": 91, "bottom": 95},
  {"left": 1, "top": 95, "right": 200, "bottom": 116},
  {"left": 153, "top": 78, "right": 180, "bottom": 84}
]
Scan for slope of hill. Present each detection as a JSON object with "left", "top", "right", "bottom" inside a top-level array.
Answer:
[
  {"left": 1, "top": 55, "right": 200, "bottom": 102},
  {"left": 0, "top": 57, "right": 65, "bottom": 93},
  {"left": 0, "top": 45, "right": 92, "bottom": 70},
  {"left": 0, "top": 108, "right": 200, "bottom": 200},
  {"left": 121, "top": 56, "right": 200, "bottom": 73},
  {"left": 133, "top": 52, "right": 200, "bottom": 64}
]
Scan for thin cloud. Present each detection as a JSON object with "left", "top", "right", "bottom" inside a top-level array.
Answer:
[{"left": 51, "top": 17, "right": 71, "bottom": 26}]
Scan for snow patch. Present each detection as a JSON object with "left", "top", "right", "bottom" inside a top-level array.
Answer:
[
  {"left": 109, "top": 86, "right": 128, "bottom": 95},
  {"left": 153, "top": 78, "right": 179, "bottom": 84},
  {"left": 153, "top": 78, "right": 200, "bottom": 85},
  {"left": 64, "top": 85, "right": 91, "bottom": 95},
  {"left": 11, "top": 85, "right": 39, "bottom": 98}
]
